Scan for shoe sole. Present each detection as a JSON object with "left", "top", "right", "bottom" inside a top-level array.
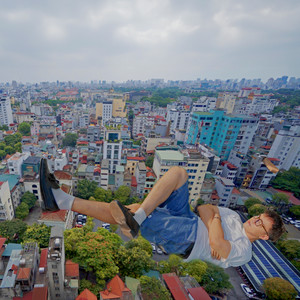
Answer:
[{"left": 109, "top": 201, "right": 135, "bottom": 239}]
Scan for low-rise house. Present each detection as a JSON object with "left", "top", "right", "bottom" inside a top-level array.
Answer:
[
  {"left": 0, "top": 174, "right": 22, "bottom": 211},
  {"left": 38, "top": 210, "right": 73, "bottom": 230},
  {"left": 215, "top": 177, "right": 235, "bottom": 207},
  {"left": 7, "top": 152, "right": 30, "bottom": 177},
  {"left": 100, "top": 275, "right": 133, "bottom": 300}
]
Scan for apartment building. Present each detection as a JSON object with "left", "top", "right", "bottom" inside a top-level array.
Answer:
[
  {"left": 103, "top": 130, "right": 122, "bottom": 173},
  {"left": 0, "top": 181, "right": 14, "bottom": 221},
  {"left": 0, "top": 95, "right": 13, "bottom": 126},
  {"left": 216, "top": 92, "right": 237, "bottom": 114},
  {"left": 8, "top": 152, "right": 30, "bottom": 177},
  {"left": 215, "top": 177, "right": 235, "bottom": 207},
  {"left": 186, "top": 110, "right": 258, "bottom": 159},
  {"left": 267, "top": 125, "right": 300, "bottom": 170},
  {"left": 135, "top": 162, "right": 147, "bottom": 199},
  {"left": 166, "top": 109, "right": 190, "bottom": 133},
  {"left": 152, "top": 147, "right": 209, "bottom": 205}
]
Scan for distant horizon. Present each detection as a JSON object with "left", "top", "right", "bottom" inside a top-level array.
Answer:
[{"left": 1, "top": 75, "right": 299, "bottom": 86}]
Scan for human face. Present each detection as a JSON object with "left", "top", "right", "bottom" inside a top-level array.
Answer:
[{"left": 244, "top": 213, "right": 274, "bottom": 242}]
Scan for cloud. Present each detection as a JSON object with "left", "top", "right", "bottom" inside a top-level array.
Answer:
[{"left": 0, "top": 0, "right": 299, "bottom": 82}]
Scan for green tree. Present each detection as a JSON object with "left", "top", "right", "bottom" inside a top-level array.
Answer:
[
  {"left": 117, "top": 246, "right": 154, "bottom": 278},
  {"left": 0, "top": 142, "right": 5, "bottom": 150},
  {"left": 79, "top": 279, "right": 103, "bottom": 296},
  {"left": 276, "top": 240, "right": 300, "bottom": 261},
  {"left": 244, "top": 197, "right": 261, "bottom": 210},
  {"left": 64, "top": 227, "right": 86, "bottom": 258},
  {"left": 4, "top": 146, "right": 14, "bottom": 155},
  {"left": 263, "top": 277, "right": 297, "bottom": 300},
  {"left": 0, "top": 125, "right": 8, "bottom": 130},
  {"left": 4, "top": 132, "right": 22, "bottom": 147},
  {"left": 248, "top": 204, "right": 266, "bottom": 217},
  {"left": 113, "top": 185, "right": 131, "bottom": 204},
  {"left": 94, "top": 187, "right": 113, "bottom": 203},
  {"left": 75, "top": 229, "right": 122, "bottom": 283},
  {"left": 76, "top": 179, "right": 98, "bottom": 199},
  {"left": 125, "top": 236, "right": 153, "bottom": 256},
  {"left": 0, "top": 150, "right": 5, "bottom": 159},
  {"left": 22, "top": 223, "right": 51, "bottom": 248},
  {"left": 62, "top": 133, "right": 78, "bottom": 147},
  {"left": 0, "top": 219, "right": 28, "bottom": 242},
  {"left": 200, "top": 262, "right": 233, "bottom": 294},
  {"left": 271, "top": 167, "right": 300, "bottom": 198},
  {"left": 272, "top": 193, "right": 289, "bottom": 211},
  {"left": 139, "top": 276, "right": 171, "bottom": 300},
  {"left": 15, "top": 142, "right": 22, "bottom": 152},
  {"left": 290, "top": 205, "right": 300, "bottom": 217},
  {"left": 182, "top": 260, "right": 207, "bottom": 282},
  {"left": 158, "top": 254, "right": 185, "bottom": 275},
  {"left": 18, "top": 122, "right": 31, "bottom": 136},
  {"left": 21, "top": 191, "right": 37, "bottom": 210},
  {"left": 15, "top": 202, "right": 29, "bottom": 220},
  {"left": 145, "top": 156, "right": 154, "bottom": 168},
  {"left": 83, "top": 216, "right": 94, "bottom": 234}
]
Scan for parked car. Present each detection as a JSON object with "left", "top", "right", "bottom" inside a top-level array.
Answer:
[
  {"left": 282, "top": 217, "right": 290, "bottom": 224},
  {"left": 75, "top": 224, "right": 83, "bottom": 228},
  {"left": 156, "top": 247, "right": 163, "bottom": 255},
  {"left": 265, "top": 198, "right": 272, "bottom": 204},
  {"left": 151, "top": 243, "right": 156, "bottom": 254},
  {"left": 240, "top": 284, "right": 255, "bottom": 298},
  {"left": 102, "top": 223, "right": 110, "bottom": 230}
]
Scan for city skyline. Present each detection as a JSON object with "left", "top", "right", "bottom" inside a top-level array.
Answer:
[{"left": 1, "top": 0, "right": 300, "bottom": 83}]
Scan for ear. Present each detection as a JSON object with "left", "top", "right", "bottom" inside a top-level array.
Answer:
[{"left": 259, "top": 234, "right": 269, "bottom": 241}]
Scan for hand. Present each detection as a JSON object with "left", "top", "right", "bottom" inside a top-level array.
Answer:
[{"left": 211, "top": 248, "right": 221, "bottom": 260}]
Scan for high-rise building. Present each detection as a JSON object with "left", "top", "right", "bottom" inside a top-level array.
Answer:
[
  {"left": 0, "top": 95, "right": 13, "bottom": 126},
  {"left": 186, "top": 110, "right": 258, "bottom": 160},
  {"left": 268, "top": 125, "right": 300, "bottom": 170}
]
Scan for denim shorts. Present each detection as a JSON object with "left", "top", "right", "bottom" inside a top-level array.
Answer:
[{"left": 140, "top": 180, "right": 198, "bottom": 255}]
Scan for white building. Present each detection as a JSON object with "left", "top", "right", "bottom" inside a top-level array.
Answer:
[
  {"left": 103, "top": 130, "right": 122, "bottom": 173},
  {"left": 233, "top": 117, "right": 259, "bottom": 155},
  {"left": 100, "top": 159, "right": 109, "bottom": 190},
  {"left": 7, "top": 152, "right": 30, "bottom": 177},
  {"left": 268, "top": 125, "right": 300, "bottom": 170},
  {"left": 152, "top": 147, "right": 209, "bottom": 205},
  {"left": 0, "top": 181, "right": 14, "bottom": 221},
  {"left": 215, "top": 177, "right": 235, "bottom": 207},
  {"left": 0, "top": 96, "right": 13, "bottom": 126},
  {"left": 166, "top": 109, "right": 190, "bottom": 133}
]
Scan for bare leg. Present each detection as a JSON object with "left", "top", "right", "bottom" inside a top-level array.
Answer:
[
  {"left": 71, "top": 198, "right": 141, "bottom": 224},
  {"left": 140, "top": 166, "right": 188, "bottom": 216},
  {"left": 70, "top": 166, "right": 186, "bottom": 223}
]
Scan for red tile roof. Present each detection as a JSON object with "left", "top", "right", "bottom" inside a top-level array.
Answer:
[
  {"left": 54, "top": 170, "right": 72, "bottom": 180},
  {"left": 268, "top": 157, "right": 280, "bottom": 162},
  {"left": 17, "top": 267, "right": 31, "bottom": 280},
  {"left": 65, "top": 260, "right": 79, "bottom": 277},
  {"left": 162, "top": 273, "right": 190, "bottom": 299},
  {"left": 188, "top": 287, "right": 211, "bottom": 300},
  {"left": 100, "top": 275, "right": 131, "bottom": 299},
  {"left": 127, "top": 157, "right": 145, "bottom": 161},
  {"left": 39, "top": 249, "right": 48, "bottom": 268},
  {"left": 76, "top": 289, "right": 97, "bottom": 300},
  {"left": 32, "top": 287, "right": 48, "bottom": 300},
  {"left": 131, "top": 176, "right": 137, "bottom": 187},
  {"left": 40, "top": 210, "right": 68, "bottom": 222},
  {"left": 232, "top": 188, "right": 240, "bottom": 195}
]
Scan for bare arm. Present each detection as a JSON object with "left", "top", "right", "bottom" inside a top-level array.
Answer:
[{"left": 197, "top": 204, "right": 231, "bottom": 259}]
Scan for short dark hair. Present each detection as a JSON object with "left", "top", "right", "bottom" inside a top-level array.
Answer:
[{"left": 265, "top": 210, "right": 285, "bottom": 242}]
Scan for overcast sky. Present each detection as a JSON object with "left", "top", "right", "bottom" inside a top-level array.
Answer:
[{"left": 1, "top": 0, "right": 300, "bottom": 83}]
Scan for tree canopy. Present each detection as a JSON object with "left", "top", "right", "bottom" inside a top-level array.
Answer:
[
  {"left": 244, "top": 197, "right": 261, "bottom": 210},
  {"left": 21, "top": 191, "right": 37, "bottom": 210},
  {"left": 113, "top": 185, "right": 131, "bottom": 204},
  {"left": 200, "top": 262, "right": 233, "bottom": 294},
  {"left": 0, "top": 219, "right": 28, "bottom": 242},
  {"left": 263, "top": 277, "right": 297, "bottom": 300},
  {"left": 290, "top": 205, "right": 300, "bottom": 217},
  {"left": 18, "top": 122, "right": 31, "bottom": 136},
  {"left": 22, "top": 223, "right": 51, "bottom": 248},
  {"left": 62, "top": 133, "right": 78, "bottom": 147},
  {"left": 139, "top": 276, "right": 171, "bottom": 300},
  {"left": 15, "top": 202, "right": 29, "bottom": 220},
  {"left": 248, "top": 204, "right": 266, "bottom": 217},
  {"left": 76, "top": 179, "right": 98, "bottom": 199},
  {"left": 93, "top": 187, "right": 113, "bottom": 203},
  {"left": 271, "top": 167, "right": 300, "bottom": 198}
]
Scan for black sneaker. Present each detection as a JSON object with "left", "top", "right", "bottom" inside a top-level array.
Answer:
[
  {"left": 109, "top": 200, "right": 140, "bottom": 239},
  {"left": 39, "top": 158, "right": 60, "bottom": 211}
]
